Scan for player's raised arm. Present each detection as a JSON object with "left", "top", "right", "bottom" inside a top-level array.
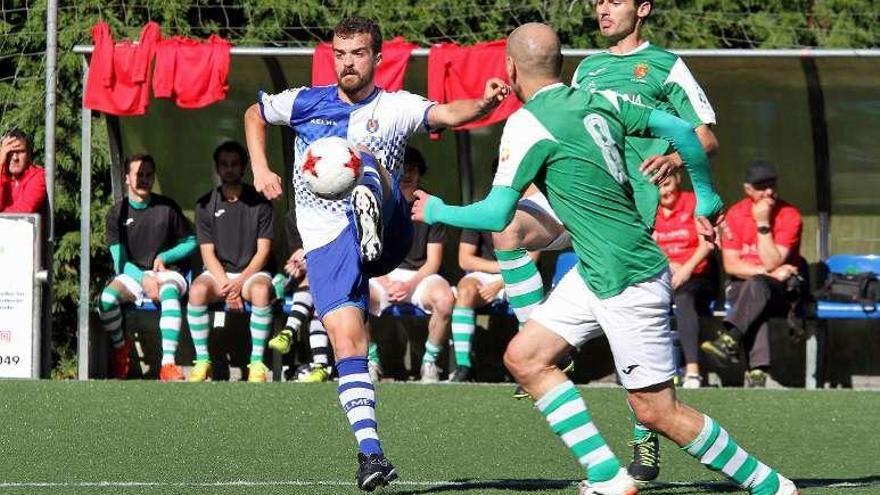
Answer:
[
  {"left": 411, "top": 186, "right": 521, "bottom": 231},
  {"left": 244, "top": 103, "right": 283, "bottom": 200},
  {"left": 425, "top": 78, "right": 510, "bottom": 129}
]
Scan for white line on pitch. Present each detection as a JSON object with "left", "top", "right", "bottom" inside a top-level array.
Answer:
[{"left": 0, "top": 479, "right": 872, "bottom": 489}]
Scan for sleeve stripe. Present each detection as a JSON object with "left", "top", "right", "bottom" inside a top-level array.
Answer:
[{"left": 664, "top": 58, "right": 717, "bottom": 125}]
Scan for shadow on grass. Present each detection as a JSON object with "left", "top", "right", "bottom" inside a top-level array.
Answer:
[{"left": 394, "top": 475, "right": 880, "bottom": 494}]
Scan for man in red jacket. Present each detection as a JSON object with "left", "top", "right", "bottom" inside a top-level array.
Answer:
[{"left": 0, "top": 129, "right": 46, "bottom": 214}]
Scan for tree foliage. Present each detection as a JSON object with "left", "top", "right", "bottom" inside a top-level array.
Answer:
[{"left": 0, "top": 0, "right": 875, "bottom": 371}]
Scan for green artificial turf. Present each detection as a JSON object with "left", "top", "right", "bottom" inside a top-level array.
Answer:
[{"left": 0, "top": 381, "right": 877, "bottom": 494}]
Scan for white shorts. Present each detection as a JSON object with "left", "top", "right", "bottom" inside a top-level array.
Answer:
[
  {"left": 369, "top": 268, "right": 447, "bottom": 316},
  {"left": 115, "top": 270, "right": 188, "bottom": 307},
  {"left": 460, "top": 271, "right": 506, "bottom": 303},
  {"left": 530, "top": 268, "right": 676, "bottom": 390},
  {"left": 196, "top": 271, "right": 273, "bottom": 298},
  {"left": 518, "top": 191, "right": 571, "bottom": 251}
]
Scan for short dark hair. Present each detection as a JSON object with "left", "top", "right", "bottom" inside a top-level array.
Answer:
[
  {"left": 123, "top": 153, "right": 156, "bottom": 175},
  {"left": 3, "top": 128, "right": 33, "bottom": 157},
  {"left": 212, "top": 141, "right": 248, "bottom": 168},
  {"left": 333, "top": 17, "right": 382, "bottom": 55},
  {"left": 404, "top": 146, "right": 427, "bottom": 176}
]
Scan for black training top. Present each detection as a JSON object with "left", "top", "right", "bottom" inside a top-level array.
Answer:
[
  {"left": 195, "top": 184, "right": 274, "bottom": 273},
  {"left": 399, "top": 219, "right": 447, "bottom": 271},
  {"left": 106, "top": 194, "right": 192, "bottom": 270},
  {"left": 460, "top": 229, "right": 496, "bottom": 262}
]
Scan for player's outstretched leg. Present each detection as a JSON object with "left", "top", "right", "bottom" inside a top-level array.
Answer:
[
  {"left": 351, "top": 153, "right": 385, "bottom": 263},
  {"left": 630, "top": 385, "right": 798, "bottom": 495},
  {"left": 505, "top": 323, "right": 637, "bottom": 495}
]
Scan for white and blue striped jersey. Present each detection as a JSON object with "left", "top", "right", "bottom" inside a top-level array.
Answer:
[{"left": 259, "top": 85, "right": 435, "bottom": 252}]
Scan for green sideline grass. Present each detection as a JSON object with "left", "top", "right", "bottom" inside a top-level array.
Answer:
[{"left": 0, "top": 381, "right": 877, "bottom": 494}]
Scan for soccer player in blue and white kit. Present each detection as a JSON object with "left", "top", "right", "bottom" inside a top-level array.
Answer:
[{"left": 243, "top": 17, "right": 508, "bottom": 491}]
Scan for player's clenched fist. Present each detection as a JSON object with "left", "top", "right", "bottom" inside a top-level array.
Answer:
[
  {"left": 481, "top": 78, "right": 511, "bottom": 110},
  {"left": 411, "top": 189, "right": 434, "bottom": 223},
  {"left": 254, "top": 168, "right": 283, "bottom": 200}
]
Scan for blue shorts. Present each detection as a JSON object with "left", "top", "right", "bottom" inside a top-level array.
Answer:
[{"left": 306, "top": 181, "right": 414, "bottom": 319}]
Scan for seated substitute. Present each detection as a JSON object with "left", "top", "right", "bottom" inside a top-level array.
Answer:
[
  {"left": 97, "top": 154, "right": 197, "bottom": 380},
  {"left": 0, "top": 129, "right": 47, "bottom": 213},
  {"left": 653, "top": 172, "right": 715, "bottom": 389},
  {"left": 267, "top": 209, "right": 334, "bottom": 383},
  {"left": 186, "top": 141, "right": 275, "bottom": 383},
  {"left": 368, "top": 147, "right": 454, "bottom": 383},
  {"left": 450, "top": 228, "right": 539, "bottom": 382},
  {"left": 702, "top": 160, "right": 804, "bottom": 387}
]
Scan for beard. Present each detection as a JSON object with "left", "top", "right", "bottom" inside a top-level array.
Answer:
[{"left": 337, "top": 68, "right": 373, "bottom": 96}]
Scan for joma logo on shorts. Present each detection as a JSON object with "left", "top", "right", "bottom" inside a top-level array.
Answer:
[{"left": 622, "top": 364, "right": 640, "bottom": 375}]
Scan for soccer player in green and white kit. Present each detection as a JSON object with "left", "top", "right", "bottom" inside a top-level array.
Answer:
[
  {"left": 572, "top": 0, "right": 720, "bottom": 481},
  {"left": 413, "top": 23, "right": 798, "bottom": 495},
  {"left": 492, "top": 0, "right": 720, "bottom": 481}
]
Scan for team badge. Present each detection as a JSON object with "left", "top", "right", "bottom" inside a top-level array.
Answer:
[
  {"left": 633, "top": 63, "right": 649, "bottom": 79},
  {"left": 500, "top": 145, "right": 510, "bottom": 163},
  {"left": 366, "top": 118, "right": 379, "bottom": 133}
]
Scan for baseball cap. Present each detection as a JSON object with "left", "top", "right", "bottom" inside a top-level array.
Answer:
[{"left": 745, "top": 160, "right": 778, "bottom": 185}]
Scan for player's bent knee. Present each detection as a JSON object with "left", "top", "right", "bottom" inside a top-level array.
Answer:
[
  {"left": 503, "top": 338, "right": 544, "bottom": 382},
  {"left": 455, "top": 280, "right": 480, "bottom": 307},
  {"left": 492, "top": 221, "right": 526, "bottom": 250},
  {"left": 247, "top": 280, "right": 272, "bottom": 305},
  {"left": 188, "top": 281, "right": 210, "bottom": 304}
]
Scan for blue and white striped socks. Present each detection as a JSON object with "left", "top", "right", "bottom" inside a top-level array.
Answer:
[{"left": 336, "top": 356, "right": 383, "bottom": 455}]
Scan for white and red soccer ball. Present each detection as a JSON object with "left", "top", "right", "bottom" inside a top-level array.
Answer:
[{"left": 300, "top": 137, "right": 363, "bottom": 200}]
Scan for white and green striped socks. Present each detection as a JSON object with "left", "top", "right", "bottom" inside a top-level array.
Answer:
[
  {"left": 159, "top": 284, "right": 182, "bottom": 365},
  {"left": 535, "top": 381, "right": 621, "bottom": 483},
  {"left": 250, "top": 305, "right": 272, "bottom": 363},
  {"left": 422, "top": 340, "right": 442, "bottom": 364},
  {"left": 495, "top": 248, "right": 543, "bottom": 323},
  {"left": 187, "top": 304, "right": 210, "bottom": 362},
  {"left": 98, "top": 286, "right": 125, "bottom": 348},
  {"left": 451, "top": 307, "right": 475, "bottom": 368},
  {"left": 684, "top": 415, "right": 780, "bottom": 495}
]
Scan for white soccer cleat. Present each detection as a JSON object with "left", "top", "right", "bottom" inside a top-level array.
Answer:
[
  {"left": 682, "top": 374, "right": 702, "bottom": 389},
  {"left": 577, "top": 468, "right": 638, "bottom": 495},
  {"left": 774, "top": 474, "right": 799, "bottom": 495},
  {"left": 351, "top": 185, "right": 383, "bottom": 263},
  {"left": 420, "top": 361, "right": 441, "bottom": 383},
  {"left": 368, "top": 359, "right": 383, "bottom": 382}
]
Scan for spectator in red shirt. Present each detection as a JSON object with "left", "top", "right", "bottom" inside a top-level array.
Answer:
[
  {"left": 653, "top": 172, "right": 715, "bottom": 389},
  {"left": 0, "top": 129, "right": 47, "bottom": 214},
  {"left": 702, "top": 160, "right": 803, "bottom": 387}
]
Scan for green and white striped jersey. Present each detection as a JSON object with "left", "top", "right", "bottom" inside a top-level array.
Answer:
[
  {"left": 572, "top": 42, "right": 715, "bottom": 227},
  {"left": 493, "top": 83, "right": 667, "bottom": 298}
]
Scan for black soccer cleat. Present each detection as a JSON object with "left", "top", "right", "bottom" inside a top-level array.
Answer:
[
  {"left": 627, "top": 431, "right": 661, "bottom": 483},
  {"left": 351, "top": 185, "right": 383, "bottom": 263},
  {"left": 700, "top": 331, "right": 741, "bottom": 368},
  {"left": 356, "top": 452, "right": 397, "bottom": 492},
  {"left": 448, "top": 365, "right": 473, "bottom": 382}
]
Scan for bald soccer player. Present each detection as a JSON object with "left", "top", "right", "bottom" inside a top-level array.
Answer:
[{"left": 413, "top": 23, "right": 797, "bottom": 495}]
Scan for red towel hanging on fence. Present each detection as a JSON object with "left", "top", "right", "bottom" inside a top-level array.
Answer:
[
  {"left": 84, "top": 21, "right": 161, "bottom": 116},
  {"left": 153, "top": 34, "right": 232, "bottom": 109},
  {"left": 311, "top": 36, "right": 417, "bottom": 91},
  {"left": 427, "top": 40, "right": 521, "bottom": 132}
]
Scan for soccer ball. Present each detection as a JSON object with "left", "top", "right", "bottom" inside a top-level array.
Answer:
[{"left": 300, "top": 137, "right": 363, "bottom": 200}]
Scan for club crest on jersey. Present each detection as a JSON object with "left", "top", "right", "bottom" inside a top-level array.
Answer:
[
  {"left": 500, "top": 145, "right": 510, "bottom": 163},
  {"left": 366, "top": 118, "right": 379, "bottom": 133},
  {"left": 632, "top": 63, "right": 649, "bottom": 80}
]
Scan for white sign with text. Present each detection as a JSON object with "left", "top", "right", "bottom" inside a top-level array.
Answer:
[{"left": 0, "top": 218, "right": 35, "bottom": 378}]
